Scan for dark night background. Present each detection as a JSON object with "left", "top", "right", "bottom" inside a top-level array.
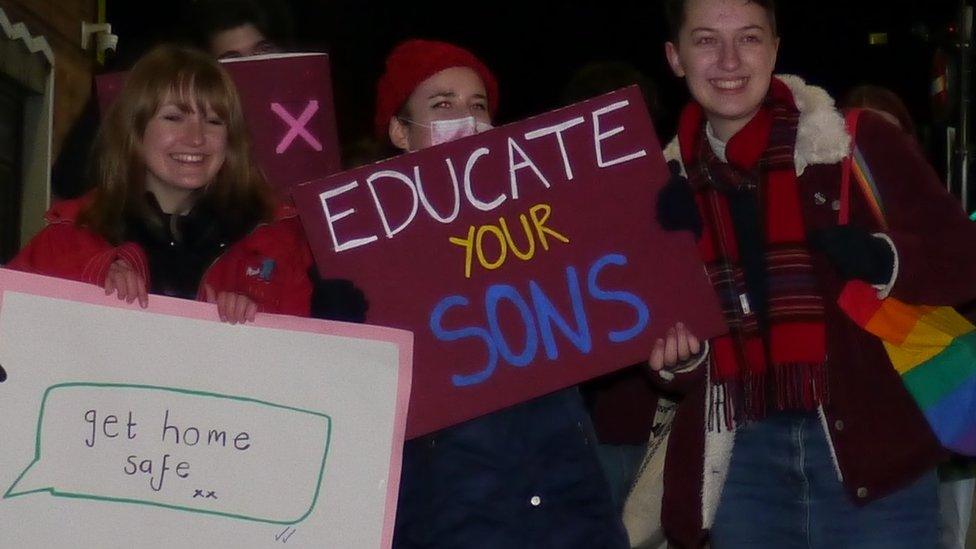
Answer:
[{"left": 104, "top": 0, "right": 965, "bottom": 155}]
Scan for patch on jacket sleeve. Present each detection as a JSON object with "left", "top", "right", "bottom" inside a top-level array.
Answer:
[{"left": 245, "top": 258, "right": 276, "bottom": 282}]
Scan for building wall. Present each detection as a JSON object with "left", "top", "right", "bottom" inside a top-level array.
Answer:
[{"left": 0, "top": 0, "right": 97, "bottom": 159}]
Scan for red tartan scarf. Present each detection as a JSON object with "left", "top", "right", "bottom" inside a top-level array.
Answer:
[{"left": 677, "top": 78, "right": 828, "bottom": 426}]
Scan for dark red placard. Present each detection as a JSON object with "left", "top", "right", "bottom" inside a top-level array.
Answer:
[
  {"left": 95, "top": 53, "right": 341, "bottom": 193},
  {"left": 294, "top": 86, "right": 727, "bottom": 438}
]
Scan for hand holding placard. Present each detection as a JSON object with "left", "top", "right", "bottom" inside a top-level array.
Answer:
[{"left": 0, "top": 268, "right": 411, "bottom": 547}]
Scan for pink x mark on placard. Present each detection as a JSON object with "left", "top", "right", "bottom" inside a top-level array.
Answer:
[{"left": 271, "top": 100, "right": 323, "bottom": 154}]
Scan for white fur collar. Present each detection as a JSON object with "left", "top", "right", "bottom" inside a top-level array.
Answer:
[{"left": 663, "top": 75, "right": 850, "bottom": 177}]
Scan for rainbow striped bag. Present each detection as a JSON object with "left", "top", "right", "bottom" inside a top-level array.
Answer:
[{"left": 836, "top": 109, "right": 976, "bottom": 454}]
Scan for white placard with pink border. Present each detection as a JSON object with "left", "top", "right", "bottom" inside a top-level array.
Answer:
[{"left": 0, "top": 268, "right": 412, "bottom": 548}]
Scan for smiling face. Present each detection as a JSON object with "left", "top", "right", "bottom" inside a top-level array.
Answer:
[
  {"left": 665, "top": 0, "right": 779, "bottom": 141},
  {"left": 140, "top": 93, "right": 228, "bottom": 212},
  {"left": 389, "top": 66, "right": 491, "bottom": 151}
]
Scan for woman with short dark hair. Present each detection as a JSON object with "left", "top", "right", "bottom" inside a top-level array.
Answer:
[{"left": 650, "top": 0, "right": 976, "bottom": 546}]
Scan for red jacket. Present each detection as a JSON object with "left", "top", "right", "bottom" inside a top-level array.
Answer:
[
  {"left": 9, "top": 196, "right": 314, "bottom": 317},
  {"left": 657, "top": 76, "right": 976, "bottom": 547}
]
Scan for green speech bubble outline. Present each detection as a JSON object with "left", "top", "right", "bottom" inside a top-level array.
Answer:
[{"left": 3, "top": 382, "right": 332, "bottom": 525}]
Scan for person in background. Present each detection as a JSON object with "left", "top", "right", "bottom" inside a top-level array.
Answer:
[
  {"left": 10, "top": 45, "right": 313, "bottom": 322},
  {"left": 560, "top": 60, "right": 661, "bottom": 120},
  {"left": 185, "top": 0, "right": 293, "bottom": 59},
  {"left": 375, "top": 39, "right": 627, "bottom": 549},
  {"left": 560, "top": 60, "right": 665, "bottom": 509},
  {"left": 842, "top": 82, "right": 976, "bottom": 549},
  {"left": 648, "top": 0, "right": 976, "bottom": 546},
  {"left": 843, "top": 84, "right": 917, "bottom": 138}
]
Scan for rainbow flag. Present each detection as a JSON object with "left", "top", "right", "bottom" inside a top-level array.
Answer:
[{"left": 839, "top": 280, "right": 976, "bottom": 455}]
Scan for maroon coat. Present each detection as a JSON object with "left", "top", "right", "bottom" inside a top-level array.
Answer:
[{"left": 657, "top": 76, "right": 976, "bottom": 547}]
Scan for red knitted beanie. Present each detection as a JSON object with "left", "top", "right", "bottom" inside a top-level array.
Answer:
[{"left": 374, "top": 39, "right": 499, "bottom": 139}]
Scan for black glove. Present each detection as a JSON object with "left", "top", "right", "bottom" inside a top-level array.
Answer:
[
  {"left": 656, "top": 160, "right": 703, "bottom": 240},
  {"left": 807, "top": 226, "right": 895, "bottom": 285},
  {"left": 310, "top": 270, "right": 369, "bottom": 323}
]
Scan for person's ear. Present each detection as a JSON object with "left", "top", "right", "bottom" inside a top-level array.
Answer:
[
  {"left": 389, "top": 117, "right": 410, "bottom": 151},
  {"left": 665, "top": 41, "right": 686, "bottom": 78}
]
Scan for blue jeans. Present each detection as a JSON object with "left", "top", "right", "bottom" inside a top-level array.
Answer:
[{"left": 711, "top": 412, "right": 939, "bottom": 549}]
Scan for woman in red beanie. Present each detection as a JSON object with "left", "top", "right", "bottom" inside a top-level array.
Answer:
[
  {"left": 377, "top": 39, "right": 627, "bottom": 549},
  {"left": 374, "top": 39, "right": 498, "bottom": 150}
]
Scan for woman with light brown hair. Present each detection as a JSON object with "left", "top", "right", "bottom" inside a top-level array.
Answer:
[{"left": 11, "top": 44, "right": 313, "bottom": 322}]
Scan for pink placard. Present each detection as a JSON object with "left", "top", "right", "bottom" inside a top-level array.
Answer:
[
  {"left": 96, "top": 53, "right": 342, "bottom": 194},
  {"left": 0, "top": 267, "right": 411, "bottom": 547},
  {"left": 293, "top": 86, "right": 727, "bottom": 438}
]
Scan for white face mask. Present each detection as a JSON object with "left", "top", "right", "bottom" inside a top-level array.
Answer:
[
  {"left": 403, "top": 116, "right": 493, "bottom": 148},
  {"left": 429, "top": 116, "right": 493, "bottom": 145}
]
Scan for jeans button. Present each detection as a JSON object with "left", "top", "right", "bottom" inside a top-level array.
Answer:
[{"left": 856, "top": 487, "right": 868, "bottom": 498}]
